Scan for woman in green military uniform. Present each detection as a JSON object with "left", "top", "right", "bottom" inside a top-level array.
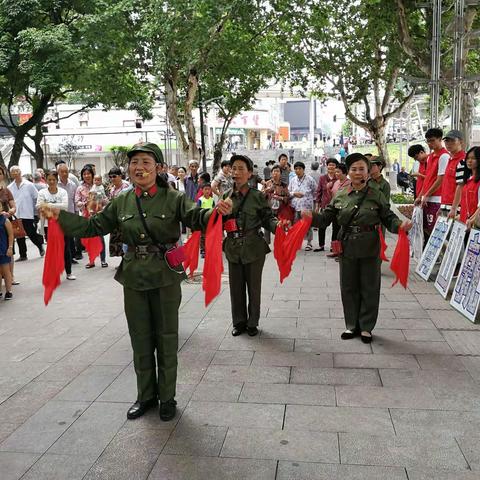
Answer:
[
  {"left": 40, "top": 143, "right": 231, "bottom": 422},
  {"left": 309, "top": 153, "right": 411, "bottom": 343},
  {"left": 222, "top": 154, "right": 281, "bottom": 337}
]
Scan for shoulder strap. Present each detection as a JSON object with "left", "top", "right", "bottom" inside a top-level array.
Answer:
[{"left": 135, "top": 194, "right": 157, "bottom": 244}]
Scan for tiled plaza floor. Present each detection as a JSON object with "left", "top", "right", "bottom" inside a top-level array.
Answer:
[{"left": 1, "top": 235, "right": 480, "bottom": 480}]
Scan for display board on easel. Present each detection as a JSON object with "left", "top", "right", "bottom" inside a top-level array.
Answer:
[
  {"left": 435, "top": 221, "right": 467, "bottom": 298},
  {"left": 450, "top": 228, "right": 480, "bottom": 323},
  {"left": 415, "top": 216, "right": 452, "bottom": 281}
]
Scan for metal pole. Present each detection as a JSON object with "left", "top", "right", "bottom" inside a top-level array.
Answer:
[
  {"left": 430, "top": 0, "right": 442, "bottom": 128},
  {"left": 452, "top": 0, "right": 465, "bottom": 130},
  {"left": 309, "top": 97, "right": 315, "bottom": 157},
  {"left": 197, "top": 82, "right": 207, "bottom": 173}
]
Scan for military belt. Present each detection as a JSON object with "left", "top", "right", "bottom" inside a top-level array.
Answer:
[
  {"left": 127, "top": 244, "right": 174, "bottom": 258},
  {"left": 346, "top": 225, "right": 377, "bottom": 234},
  {"left": 226, "top": 229, "right": 261, "bottom": 239}
]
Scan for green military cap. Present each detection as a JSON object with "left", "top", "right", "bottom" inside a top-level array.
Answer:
[
  {"left": 127, "top": 142, "right": 164, "bottom": 165},
  {"left": 345, "top": 152, "right": 370, "bottom": 170},
  {"left": 370, "top": 156, "right": 386, "bottom": 169},
  {"left": 230, "top": 153, "right": 254, "bottom": 171}
]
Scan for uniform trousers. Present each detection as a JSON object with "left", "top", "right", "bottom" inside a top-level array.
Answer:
[
  {"left": 228, "top": 256, "right": 265, "bottom": 328},
  {"left": 123, "top": 283, "right": 181, "bottom": 402},
  {"left": 339, "top": 256, "right": 381, "bottom": 333},
  {"left": 16, "top": 218, "right": 44, "bottom": 258}
]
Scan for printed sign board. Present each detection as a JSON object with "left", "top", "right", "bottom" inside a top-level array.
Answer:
[
  {"left": 415, "top": 216, "right": 452, "bottom": 281},
  {"left": 451, "top": 228, "right": 480, "bottom": 323},
  {"left": 434, "top": 221, "right": 467, "bottom": 298},
  {"left": 409, "top": 206, "right": 424, "bottom": 261}
]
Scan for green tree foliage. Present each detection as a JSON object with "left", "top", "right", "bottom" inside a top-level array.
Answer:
[
  {"left": 138, "top": 0, "right": 281, "bottom": 163},
  {"left": 277, "top": 0, "right": 415, "bottom": 163},
  {"left": 0, "top": 0, "right": 152, "bottom": 168}
]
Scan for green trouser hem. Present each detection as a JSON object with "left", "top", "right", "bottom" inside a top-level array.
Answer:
[
  {"left": 339, "top": 256, "right": 381, "bottom": 332},
  {"left": 123, "top": 283, "right": 181, "bottom": 402},
  {"left": 228, "top": 256, "right": 265, "bottom": 328}
]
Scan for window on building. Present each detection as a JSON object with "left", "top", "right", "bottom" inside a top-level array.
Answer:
[
  {"left": 79, "top": 120, "right": 88, "bottom": 127},
  {"left": 135, "top": 119, "right": 143, "bottom": 128}
]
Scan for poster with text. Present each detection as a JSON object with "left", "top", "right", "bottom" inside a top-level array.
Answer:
[
  {"left": 415, "top": 216, "right": 452, "bottom": 281},
  {"left": 435, "top": 221, "right": 466, "bottom": 298},
  {"left": 409, "top": 206, "right": 424, "bottom": 261},
  {"left": 451, "top": 228, "right": 480, "bottom": 322}
]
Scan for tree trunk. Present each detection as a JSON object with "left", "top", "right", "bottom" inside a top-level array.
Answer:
[
  {"left": 0, "top": 150, "right": 5, "bottom": 171},
  {"left": 33, "top": 124, "right": 45, "bottom": 170},
  {"left": 184, "top": 72, "right": 199, "bottom": 161},
  {"left": 371, "top": 121, "right": 389, "bottom": 163},
  {"left": 8, "top": 129, "right": 27, "bottom": 169}
]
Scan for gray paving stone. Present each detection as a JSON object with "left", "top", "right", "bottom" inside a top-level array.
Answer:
[
  {"left": 163, "top": 425, "right": 227, "bottom": 456},
  {"left": 372, "top": 339, "right": 454, "bottom": 355},
  {"left": 180, "top": 401, "right": 284, "bottom": 429},
  {"left": 54, "top": 365, "right": 124, "bottom": 402},
  {"left": 252, "top": 351, "right": 333, "bottom": 368},
  {"left": 285, "top": 405, "right": 394, "bottom": 435},
  {"left": 291, "top": 367, "right": 381, "bottom": 386},
  {"left": 192, "top": 382, "right": 243, "bottom": 402},
  {"left": 33, "top": 363, "right": 89, "bottom": 385},
  {"left": 240, "top": 383, "right": 335, "bottom": 406},
  {"left": 402, "top": 329, "right": 445, "bottom": 341},
  {"left": 336, "top": 386, "right": 440, "bottom": 409},
  {"left": 21, "top": 454, "right": 93, "bottom": 480},
  {"left": 442, "top": 331, "right": 480, "bottom": 355},
  {"left": 277, "top": 462, "right": 408, "bottom": 480},
  {"left": 83, "top": 423, "right": 170, "bottom": 480},
  {"left": 414, "top": 294, "right": 453, "bottom": 310},
  {"left": 0, "top": 401, "right": 88, "bottom": 454},
  {"left": 295, "top": 339, "right": 372, "bottom": 354},
  {"left": 407, "top": 469, "right": 480, "bottom": 480},
  {"left": 390, "top": 409, "right": 480, "bottom": 436},
  {"left": 211, "top": 350, "right": 254, "bottom": 365},
  {"left": 203, "top": 365, "right": 290, "bottom": 383},
  {"left": 96, "top": 366, "right": 136, "bottom": 403},
  {"left": 221, "top": 427, "right": 339, "bottom": 463},
  {"left": 461, "top": 356, "right": 480, "bottom": 382},
  {"left": 378, "top": 317, "right": 437, "bottom": 329},
  {"left": 415, "top": 354, "right": 467, "bottom": 371},
  {"left": 147, "top": 455, "right": 276, "bottom": 480},
  {"left": 0, "top": 452, "right": 40, "bottom": 480},
  {"left": 218, "top": 336, "right": 294, "bottom": 352},
  {"left": 48, "top": 402, "right": 127, "bottom": 460},
  {"left": 260, "top": 326, "right": 332, "bottom": 339},
  {"left": 339, "top": 432, "right": 469, "bottom": 470},
  {"left": 0, "top": 423, "right": 19, "bottom": 444},
  {"left": 456, "top": 435, "right": 480, "bottom": 470},
  {"left": 334, "top": 353, "right": 419, "bottom": 369},
  {"left": 427, "top": 310, "right": 480, "bottom": 330}
]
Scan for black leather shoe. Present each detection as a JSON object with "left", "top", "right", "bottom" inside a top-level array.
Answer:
[
  {"left": 159, "top": 398, "right": 177, "bottom": 421},
  {"left": 232, "top": 324, "right": 246, "bottom": 336},
  {"left": 341, "top": 330, "right": 358, "bottom": 340},
  {"left": 126, "top": 399, "right": 158, "bottom": 420},
  {"left": 361, "top": 333, "right": 373, "bottom": 344},
  {"left": 247, "top": 326, "right": 259, "bottom": 336}
]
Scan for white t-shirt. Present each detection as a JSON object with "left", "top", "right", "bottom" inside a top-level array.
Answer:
[{"left": 36, "top": 188, "right": 68, "bottom": 228}]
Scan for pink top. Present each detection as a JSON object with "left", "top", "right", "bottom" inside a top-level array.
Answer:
[
  {"left": 108, "top": 180, "right": 130, "bottom": 200},
  {"left": 331, "top": 177, "right": 351, "bottom": 197}
]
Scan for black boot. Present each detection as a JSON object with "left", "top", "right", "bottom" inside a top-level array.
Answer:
[
  {"left": 126, "top": 398, "right": 158, "bottom": 420},
  {"left": 159, "top": 398, "right": 177, "bottom": 421}
]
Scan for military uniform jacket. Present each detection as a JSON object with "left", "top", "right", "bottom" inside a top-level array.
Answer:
[
  {"left": 312, "top": 183, "right": 401, "bottom": 259},
  {"left": 58, "top": 186, "right": 211, "bottom": 290},
  {"left": 370, "top": 176, "right": 391, "bottom": 202},
  {"left": 222, "top": 187, "right": 278, "bottom": 264}
]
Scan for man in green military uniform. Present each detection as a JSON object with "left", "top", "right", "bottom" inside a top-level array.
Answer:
[
  {"left": 310, "top": 153, "right": 411, "bottom": 343},
  {"left": 369, "top": 156, "right": 391, "bottom": 202},
  {"left": 40, "top": 143, "right": 230, "bottom": 421},
  {"left": 222, "top": 154, "right": 280, "bottom": 337}
]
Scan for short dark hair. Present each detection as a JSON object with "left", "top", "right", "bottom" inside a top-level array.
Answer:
[
  {"left": 336, "top": 163, "right": 348, "bottom": 175},
  {"left": 230, "top": 154, "right": 253, "bottom": 171},
  {"left": 220, "top": 160, "right": 230, "bottom": 168},
  {"left": 108, "top": 166, "right": 122, "bottom": 177},
  {"left": 45, "top": 169, "right": 58, "bottom": 180},
  {"left": 326, "top": 158, "right": 339, "bottom": 167},
  {"left": 293, "top": 161, "right": 306, "bottom": 170},
  {"left": 200, "top": 172, "right": 211, "bottom": 182},
  {"left": 80, "top": 165, "right": 95, "bottom": 181},
  {"left": 278, "top": 153, "right": 288, "bottom": 162},
  {"left": 364, "top": 153, "right": 373, "bottom": 159},
  {"left": 54, "top": 160, "right": 66, "bottom": 167},
  {"left": 425, "top": 128, "right": 443, "bottom": 140},
  {"left": 271, "top": 164, "right": 281, "bottom": 172},
  {"left": 202, "top": 183, "right": 212, "bottom": 189},
  {"left": 407, "top": 144, "right": 425, "bottom": 158}
]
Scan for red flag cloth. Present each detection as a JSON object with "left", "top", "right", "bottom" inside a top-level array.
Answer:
[
  {"left": 273, "top": 223, "right": 286, "bottom": 267},
  {"left": 278, "top": 216, "right": 312, "bottom": 283},
  {"left": 42, "top": 218, "right": 65, "bottom": 305},
  {"left": 202, "top": 210, "right": 224, "bottom": 306},
  {"left": 80, "top": 210, "right": 103, "bottom": 263},
  {"left": 183, "top": 230, "right": 201, "bottom": 278},
  {"left": 390, "top": 227, "right": 410, "bottom": 288},
  {"left": 377, "top": 226, "right": 389, "bottom": 261}
]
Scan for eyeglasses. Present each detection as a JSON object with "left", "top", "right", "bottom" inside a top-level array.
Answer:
[{"left": 109, "top": 175, "right": 119, "bottom": 179}]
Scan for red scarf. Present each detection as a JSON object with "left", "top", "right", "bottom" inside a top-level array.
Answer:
[
  {"left": 202, "top": 210, "right": 224, "bottom": 306},
  {"left": 377, "top": 226, "right": 389, "bottom": 261},
  {"left": 183, "top": 230, "right": 201, "bottom": 278},
  {"left": 42, "top": 219, "right": 65, "bottom": 305},
  {"left": 390, "top": 227, "right": 410, "bottom": 288}
]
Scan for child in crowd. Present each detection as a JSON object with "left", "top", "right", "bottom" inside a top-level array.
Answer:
[
  {"left": 88, "top": 175, "right": 107, "bottom": 215},
  {"left": 197, "top": 183, "right": 215, "bottom": 258},
  {"left": 0, "top": 204, "right": 14, "bottom": 300}
]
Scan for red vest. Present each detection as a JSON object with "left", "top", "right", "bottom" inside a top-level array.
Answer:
[
  {"left": 416, "top": 161, "right": 427, "bottom": 197},
  {"left": 441, "top": 150, "right": 466, "bottom": 206},
  {"left": 460, "top": 176, "right": 480, "bottom": 223},
  {"left": 421, "top": 147, "right": 449, "bottom": 198}
]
